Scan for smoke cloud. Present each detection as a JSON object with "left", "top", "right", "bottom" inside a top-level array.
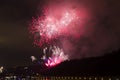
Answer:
[
  {"left": 59, "top": 0, "right": 120, "bottom": 59},
  {"left": 35, "top": 0, "right": 120, "bottom": 60}
]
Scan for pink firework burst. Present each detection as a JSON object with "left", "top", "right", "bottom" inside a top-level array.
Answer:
[
  {"left": 29, "top": 4, "right": 87, "bottom": 46},
  {"left": 44, "top": 46, "right": 68, "bottom": 67}
]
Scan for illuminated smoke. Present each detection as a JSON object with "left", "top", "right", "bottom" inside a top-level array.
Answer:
[{"left": 30, "top": 56, "right": 37, "bottom": 62}]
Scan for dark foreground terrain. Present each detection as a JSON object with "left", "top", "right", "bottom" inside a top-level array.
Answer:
[
  {"left": 0, "top": 49, "right": 120, "bottom": 80},
  {"left": 36, "top": 50, "right": 120, "bottom": 76}
]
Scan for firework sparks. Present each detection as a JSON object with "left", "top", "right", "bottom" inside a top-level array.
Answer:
[
  {"left": 44, "top": 46, "right": 68, "bottom": 67},
  {"left": 38, "top": 10, "right": 77, "bottom": 38},
  {"left": 30, "top": 6, "right": 83, "bottom": 47}
]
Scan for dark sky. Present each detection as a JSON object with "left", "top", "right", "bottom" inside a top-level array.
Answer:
[
  {"left": 0, "top": 0, "right": 44, "bottom": 68},
  {"left": 0, "top": 0, "right": 120, "bottom": 68}
]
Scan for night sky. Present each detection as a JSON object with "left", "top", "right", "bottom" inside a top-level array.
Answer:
[
  {"left": 0, "top": 0, "right": 43, "bottom": 68},
  {"left": 0, "top": 0, "right": 120, "bottom": 68}
]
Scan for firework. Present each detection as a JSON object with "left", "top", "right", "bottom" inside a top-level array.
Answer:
[
  {"left": 29, "top": 0, "right": 89, "bottom": 67},
  {"left": 43, "top": 46, "right": 68, "bottom": 67},
  {"left": 29, "top": 4, "right": 85, "bottom": 47}
]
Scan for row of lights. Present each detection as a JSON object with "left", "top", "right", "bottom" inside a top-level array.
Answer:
[{"left": 38, "top": 76, "right": 120, "bottom": 80}]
